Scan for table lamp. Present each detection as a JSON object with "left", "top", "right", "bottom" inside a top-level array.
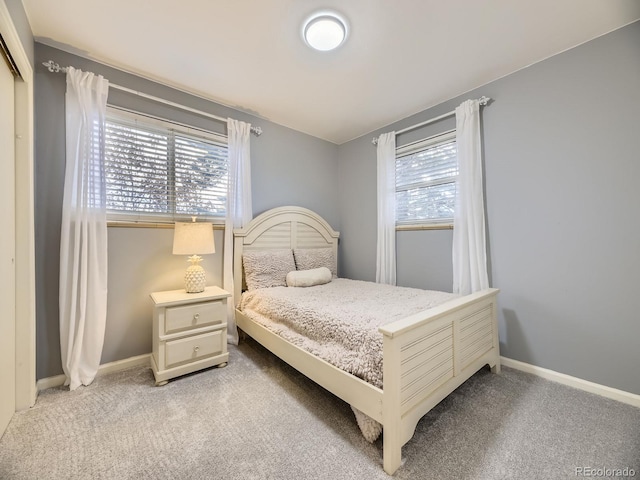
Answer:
[{"left": 173, "top": 218, "right": 215, "bottom": 293}]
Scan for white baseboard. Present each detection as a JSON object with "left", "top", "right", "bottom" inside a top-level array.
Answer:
[
  {"left": 97, "top": 353, "right": 150, "bottom": 377},
  {"left": 36, "top": 354, "right": 151, "bottom": 393},
  {"left": 36, "top": 374, "right": 67, "bottom": 392},
  {"left": 500, "top": 356, "right": 640, "bottom": 409}
]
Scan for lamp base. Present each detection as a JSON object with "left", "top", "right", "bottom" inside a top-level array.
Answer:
[{"left": 184, "top": 256, "right": 206, "bottom": 293}]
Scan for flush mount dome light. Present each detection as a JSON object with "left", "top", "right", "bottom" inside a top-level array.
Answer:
[{"left": 303, "top": 11, "right": 348, "bottom": 51}]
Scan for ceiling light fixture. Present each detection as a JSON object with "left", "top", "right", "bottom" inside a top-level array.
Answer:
[{"left": 302, "top": 11, "right": 348, "bottom": 52}]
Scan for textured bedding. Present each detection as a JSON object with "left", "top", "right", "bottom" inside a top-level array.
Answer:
[{"left": 239, "top": 278, "right": 457, "bottom": 390}]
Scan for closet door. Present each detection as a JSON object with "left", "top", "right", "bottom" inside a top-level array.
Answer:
[{"left": 0, "top": 49, "right": 16, "bottom": 437}]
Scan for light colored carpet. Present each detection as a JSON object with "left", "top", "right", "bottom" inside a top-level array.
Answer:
[{"left": 1, "top": 338, "right": 639, "bottom": 479}]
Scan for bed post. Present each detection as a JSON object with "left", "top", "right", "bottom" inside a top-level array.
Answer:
[
  {"left": 233, "top": 233, "right": 245, "bottom": 308},
  {"left": 490, "top": 303, "right": 501, "bottom": 374},
  {"left": 382, "top": 333, "right": 403, "bottom": 475}
]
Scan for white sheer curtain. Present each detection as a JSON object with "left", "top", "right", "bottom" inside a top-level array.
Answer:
[
  {"left": 453, "top": 99, "right": 489, "bottom": 295},
  {"left": 59, "top": 67, "right": 109, "bottom": 390},
  {"left": 376, "top": 132, "right": 397, "bottom": 285},
  {"left": 223, "top": 118, "right": 253, "bottom": 344}
]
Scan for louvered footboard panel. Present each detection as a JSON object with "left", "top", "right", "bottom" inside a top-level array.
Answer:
[
  {"left": 400, "top": 322, "right": 454, "bottom": 413},
  {"left": 459, "top": 304, "right": 494, "bottom": 370}
]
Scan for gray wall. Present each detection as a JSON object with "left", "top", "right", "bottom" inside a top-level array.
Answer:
[
  {"left": 35, "top": 43, "right": 339, "bottom": 379},
  {"left": 4, "top": 0, "right": 33, "bottom": 66},
  {"left": 338, "top": 21, "right": 640, "bottom": 395}
]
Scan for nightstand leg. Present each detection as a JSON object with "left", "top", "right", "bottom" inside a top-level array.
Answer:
[
  {"left": 155, "top": 380, "right": 169, "bottom": 387},
  {"left": 217, "top": 362, "right": 227, "bottom": 368}
]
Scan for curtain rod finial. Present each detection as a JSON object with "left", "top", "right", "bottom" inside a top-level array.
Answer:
[{"left": 42, "top": 60, "right": 67, "bottom": 73}]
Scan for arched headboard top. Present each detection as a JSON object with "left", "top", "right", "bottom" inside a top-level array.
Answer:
[
  {"left": 234, "top": 206, "right": 339, "bottom": 243},
  {"left": 232, "top": 206, "right": 340, "bottom": 304}
]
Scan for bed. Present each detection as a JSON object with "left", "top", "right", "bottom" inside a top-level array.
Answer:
[{"left": 233, "top": 206, "right": 500, "bottom": 475}]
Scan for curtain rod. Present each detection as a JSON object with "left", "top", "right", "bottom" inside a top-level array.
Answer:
[
  {"left": 371, "top": 96, "right": 490, "bottom": 145},
  {"left": 42, "top": 60, "right": 262, "bottom": 137}
]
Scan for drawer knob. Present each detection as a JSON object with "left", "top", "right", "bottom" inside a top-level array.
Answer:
[
  {"left": 193, "top": 313, "right": 200, "bottom": 321},
  {"left": 194, "top": 345, "right": 200, "bottom": 353}
]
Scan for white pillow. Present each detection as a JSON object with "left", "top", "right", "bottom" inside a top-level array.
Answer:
[{"left": 286, "top": 267, "right": 332, "bottom": 288}]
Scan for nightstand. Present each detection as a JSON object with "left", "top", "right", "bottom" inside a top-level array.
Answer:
[{"left": 150, "top": 286, "right": 231, "bottom": 386}]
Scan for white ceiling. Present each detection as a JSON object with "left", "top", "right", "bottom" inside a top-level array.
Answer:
[{"left": 22, "top": 0, "right": 640, "bottom": 144}]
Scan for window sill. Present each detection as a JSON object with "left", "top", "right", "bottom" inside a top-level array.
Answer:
[
  {"left": 107, "top": 220, "right": 225, "bottom": 230},
  {"left": 396, "top": 223, "right": 453, "bottom": 231}
]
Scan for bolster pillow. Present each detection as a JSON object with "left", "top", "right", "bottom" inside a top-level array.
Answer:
[{"left": 286, "top": 267, "right": 332, "bottom": 288}]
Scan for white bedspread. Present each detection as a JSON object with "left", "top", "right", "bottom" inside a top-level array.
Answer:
[{"left": 239, "top": 278, "right": 457, "bottom": 389}]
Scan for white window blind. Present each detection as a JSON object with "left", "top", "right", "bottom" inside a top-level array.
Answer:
[
  {"left": 104, "top": 108, "right": 228, "bottom": 222},
  {"left": 395, "top": 130, "right": 457, "bottom": 225}
]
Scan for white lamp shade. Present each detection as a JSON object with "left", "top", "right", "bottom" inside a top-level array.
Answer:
[{"left": 172, "top": 222, "right": 215, "bottom": 255}]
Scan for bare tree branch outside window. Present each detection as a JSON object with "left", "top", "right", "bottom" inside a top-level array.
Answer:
[{"left": 104, "top": 116, "right": 228, "bottom": 221}]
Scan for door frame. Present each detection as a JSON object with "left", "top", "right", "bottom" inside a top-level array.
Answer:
[{"left": 0, "top": 2, "right": 36, "bottom": 410}]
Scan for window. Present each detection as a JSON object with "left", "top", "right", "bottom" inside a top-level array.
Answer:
[
  {"left": 395, "top": 130, "right": 457, "bottom": 226},
  {"left": 104, "top": 108, "right": 228, "bottom": 222}
]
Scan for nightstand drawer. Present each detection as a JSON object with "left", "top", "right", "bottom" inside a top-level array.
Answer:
[
  {"left": 165, "top": 330, "right": 224, "bottom": 368},
  {"left": 165, "top": 301, "right": 225, "bottom": 334}
]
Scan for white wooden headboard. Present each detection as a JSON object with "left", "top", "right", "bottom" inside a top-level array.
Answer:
[{"left": 233, "top": 206, "right": 340, "bottom": 305}]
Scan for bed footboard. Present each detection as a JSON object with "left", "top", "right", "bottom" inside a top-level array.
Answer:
[{"left": 379, "top": 288, "right": 500, "bottom": 475}]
